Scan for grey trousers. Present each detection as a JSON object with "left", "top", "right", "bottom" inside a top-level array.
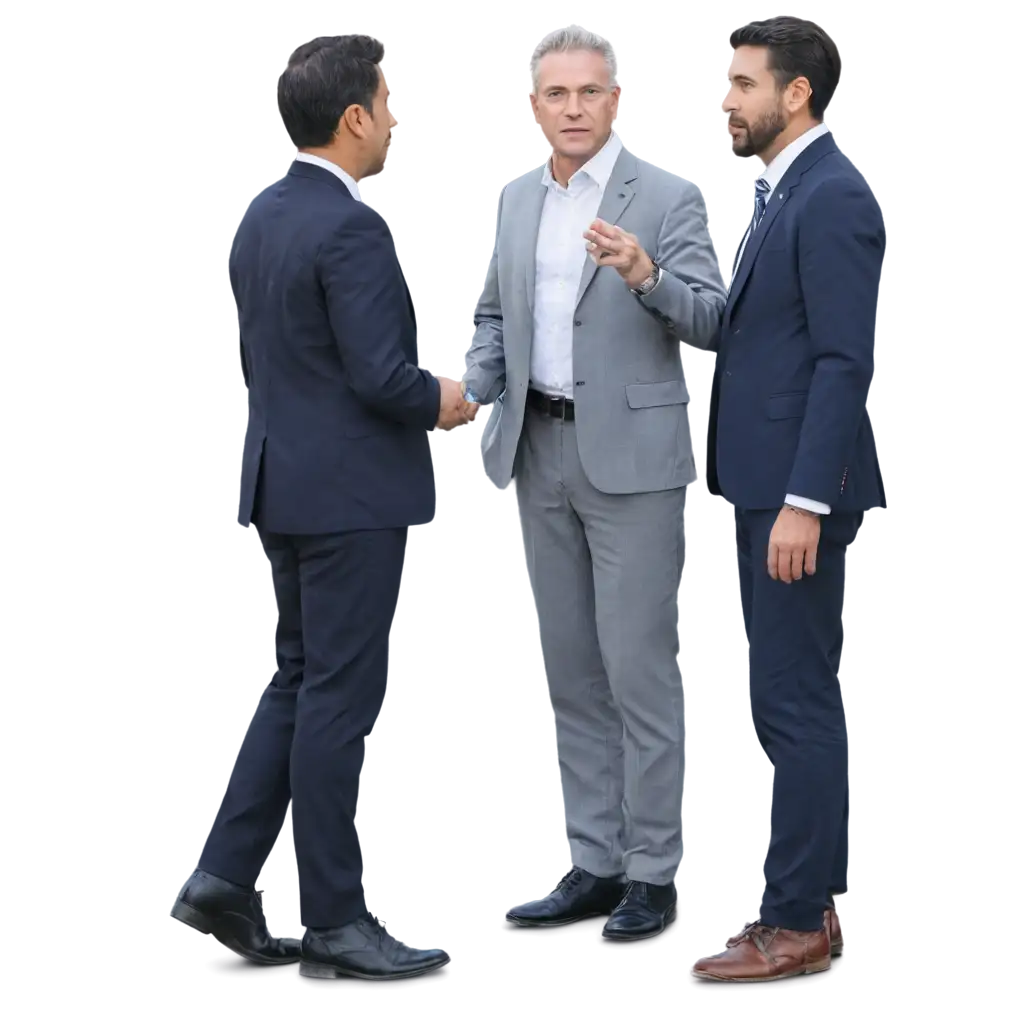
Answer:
[{"left": 515, "top": 408, "right": 687, "bottom": 885}]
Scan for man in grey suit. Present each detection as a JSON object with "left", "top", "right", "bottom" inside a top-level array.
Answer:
[{"left": 462, "top": 25, "right": 727, "bottom": 941}]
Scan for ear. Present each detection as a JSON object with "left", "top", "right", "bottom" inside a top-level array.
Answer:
[
  {"left": 340, "top": 103, "right": 371, "bottom": 140},
  {"left": 528, "top": 92, "right": 544, "bottom": 133},
  {"left": 785, "top": 75, "right": 813, "bottom": 114}
]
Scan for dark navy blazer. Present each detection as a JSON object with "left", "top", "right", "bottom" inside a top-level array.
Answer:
[
  {"left": 230, "top": 161, "right": 441, "bottom": 535},
  {"left": 708, "top": 135, "right": 886, "bottom": 512}
]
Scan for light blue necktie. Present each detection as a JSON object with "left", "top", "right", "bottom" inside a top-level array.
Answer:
[{"left": 753, "top": 176, "right": 770, "bottom": 228}]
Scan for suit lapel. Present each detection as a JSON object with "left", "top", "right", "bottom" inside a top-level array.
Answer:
[
  {"left": 726, "top": 188, "right": 787, "bottom": 312},
  {"left": 725, "top": 135, "right": 838, "bottom": 317},
  {"left": 576, "top": 150, "right": 639, "bottom": 309},
  {"left": 519, "top": 179, "right": 548, "bottom": 316}
]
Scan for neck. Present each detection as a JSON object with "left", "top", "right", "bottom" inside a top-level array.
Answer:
[
  {"left": 298, "top": 145, "right": 362, "bottom": 181},
  {"left": 550, "top": 131, "right": 611, "bottom": 187},
  {"left": 759, "top": 118, "right": 820, "bottom": 167}
]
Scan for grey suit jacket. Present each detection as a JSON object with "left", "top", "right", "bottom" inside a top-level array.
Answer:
[{"left": 464, "top": 147, "right": 727, "bottom": 494}]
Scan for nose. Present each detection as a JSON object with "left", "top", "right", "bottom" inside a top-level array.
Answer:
[
  {"left": 565, "top": 92, "right": 582, "bottom": 117},
  {"left": 722, "top": 86, "right": 737, "bottom": 113}
]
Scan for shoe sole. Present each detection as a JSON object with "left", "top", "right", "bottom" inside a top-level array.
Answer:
[
  {"left": 503, "top": 917, "right": 606, "bottom": 933},
  {"left": 832, "top": 942, "right": 843, "bottom": 957},
  {"left": 692, "top": 958, "right": 831, "bottom": 982},
  {"left": 169, "top": 899, "right": 300, "bottom": 966},
  {"left": 602, "top": 903, "right": 676, "bottom": 942},
  {"left": 299, "top": 955, "right": 450, "bottom": 981}
]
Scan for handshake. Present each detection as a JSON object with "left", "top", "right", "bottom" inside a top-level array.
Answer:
[{"left": 435, "top": 377, "right": 480, "bottom": 431}]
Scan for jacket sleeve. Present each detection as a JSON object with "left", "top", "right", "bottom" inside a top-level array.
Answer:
[
  {"left": 462, "top": 186, "right": 505, "bottom": 405},
  {"left": 319, "top": 205, "right": 441, "bottom": 429},
  {"left": 222, "top": 241, "right": 247, "bottom": 393},
  {"left": 635, "top": 180, "right": 727, "bottom": 351},
  {"left": 786, "top": 178, "right": 886, "bottom": 503}
]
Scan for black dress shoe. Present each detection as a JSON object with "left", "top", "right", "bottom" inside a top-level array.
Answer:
[
  {"left": 506, "top": 867, "right": 627, "bottom": 927},
  {"left": 602, "top": 880, "right": 677, "bottom": 941},
  {"left": 170, "top": 869, "right": 301, "bottom": 964},
  {"left": 299, "top": 914, "right": 450, "bottom": 980}
]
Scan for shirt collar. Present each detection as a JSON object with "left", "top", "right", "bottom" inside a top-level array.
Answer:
[
  {"left": 294, "top": 152, "right": 361, "bottom": 201},
  {"left": 759, "top": 122, "right": 830, "bottom": 194},
  {"left": 541, "top": 131, "right": 623, "bottom": 192}
]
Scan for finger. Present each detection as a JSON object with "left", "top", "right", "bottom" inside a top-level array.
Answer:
[
  {"left": 767, "top": 540, "right": 779, "bottom": 581},
  {"left": 791, "top": 545, "right": 803, "bottom": 582},
  {"left": 805, "top": 541, "right": 818, "bottom": 576},
  {"left": 598, "top": 221, "right": 626, "bottom": 240},
  {"left": 778, "top": 546, "right": 795, "bottom": 583},
  {"left": 584, "top": 230, "right": 620, "bottom": 250}
]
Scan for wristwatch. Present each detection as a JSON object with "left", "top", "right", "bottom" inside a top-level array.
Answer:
[{"left": 631, "top": 261, "right": 662, "bottom": 297}]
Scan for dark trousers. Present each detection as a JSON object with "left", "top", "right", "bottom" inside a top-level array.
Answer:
[
  {"left": 734, "top": 507, "right": 863, "bottom": 932},
  {"left": 198, "top": 526, "right": 408, "bottom": 928}
]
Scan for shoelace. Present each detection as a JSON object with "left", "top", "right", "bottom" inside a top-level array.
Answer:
[
  {"left": 730, "top": 921, "right": 779, "bottom": 955},
  {"left": 365, "top": 915, "right": 400, "bottom": 953},
  {"left": 616, "top": 881, "right": 647, "bottom": 907},
  {"left": 555, "top": 868, "right": 583, "bottom": 893}
]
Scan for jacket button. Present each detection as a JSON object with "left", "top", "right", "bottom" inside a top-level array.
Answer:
[
  {"left": 574, "top": 319, "right": 582, "bottom": 327},
  {"left": 575, "top": 380, "right": 585, "bottom": 386}
]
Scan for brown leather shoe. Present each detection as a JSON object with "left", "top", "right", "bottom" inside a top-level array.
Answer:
[
  {"left": 825, "top": 906, "right": 843, "bottom": 956},
  {"left": 693, "top": 922, "right": 831, "bottom": 982},
  {"left": 724, "top": 905, "right": 843, "bottom": 958}
]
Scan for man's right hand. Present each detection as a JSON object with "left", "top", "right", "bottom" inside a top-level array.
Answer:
[{"left": 436, "top": 377, "right": 477, "bottom": 430}]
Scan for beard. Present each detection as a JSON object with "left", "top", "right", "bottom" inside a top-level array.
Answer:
[
  {"left": 730, "top": 105, "right": 787, "bottom": 158},
  {"left": 363, "top": 136, "right": 391, "bottom": 178}
]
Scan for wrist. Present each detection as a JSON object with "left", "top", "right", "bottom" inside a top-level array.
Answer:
[
  {"left": 783, "top": 503, "right": 819, "bottom": 518},
  {"left": 629, "top": 256, "right": 659, "bottom": 293}
]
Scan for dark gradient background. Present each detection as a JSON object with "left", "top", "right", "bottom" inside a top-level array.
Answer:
[{"left": 0, "top": 4, "right": 1019, "bottom": 1019}]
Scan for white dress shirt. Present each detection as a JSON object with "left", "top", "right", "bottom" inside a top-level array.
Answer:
[
  {"left": 294, "top": 152, "right": 361, "bottom": 201},
  {"left": 530, "top": 133, "right": 624, "bottom": 399},
  {"left": 733, "top": 122, "right": 833, "bottom": 516}
]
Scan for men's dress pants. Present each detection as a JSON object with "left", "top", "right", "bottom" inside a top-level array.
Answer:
[
  {"left": 515, "top": 409, "right": 687, "bottom": 885},
  {"left": 734, "top": 507, "right": 863, "bottom": 932},
  {"left": 198, "top": 526, "right": 407, "bottom": 928}
]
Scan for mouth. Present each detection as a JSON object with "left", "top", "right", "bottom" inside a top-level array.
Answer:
[
  {"left": 728, "top": 122, "right": 746, "bottom": 136},
  {"left": 561, "top": 127, "right": 589, "bottom": 135}
]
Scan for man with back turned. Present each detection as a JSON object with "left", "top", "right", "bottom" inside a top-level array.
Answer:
[
  {"left": 170, "top": 35, "right": 468, "bottom": 981},
  {"left": 692, "top": 17, "right": 886, "bottom": 982}
]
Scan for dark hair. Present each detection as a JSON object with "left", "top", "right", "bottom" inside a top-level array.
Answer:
[
  {"left": 277, "top": 35, "right": 384, "bottom": 148},
  {"left": 730, "top": 16, "right": 840, "bottom": 120}
]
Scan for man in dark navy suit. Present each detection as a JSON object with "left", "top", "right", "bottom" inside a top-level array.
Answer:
[
  {"left": 692, "top": 17, "right": 886, "bottom": 983},
  {"left": 170, "top": 35, "right": 469, "bottom": 981}
]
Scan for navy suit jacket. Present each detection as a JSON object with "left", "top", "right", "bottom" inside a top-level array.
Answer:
[
  {"left": 708, "top": 134, "right": 886, "bottom": 512},
  {"left": 230, "top": 161, "right": 441, "bottom": 535}
]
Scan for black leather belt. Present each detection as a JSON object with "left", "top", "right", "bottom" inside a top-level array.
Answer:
[{"left": 527, "top": 388, "right": 575, "bottom": 420}]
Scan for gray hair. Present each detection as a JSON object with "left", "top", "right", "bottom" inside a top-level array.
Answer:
[{"left": 530, "top": 25, "right": 618, "bottom": 92}]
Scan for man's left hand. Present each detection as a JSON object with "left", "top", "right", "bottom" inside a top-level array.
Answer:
[
  {"left": 767, "top": 506, "right": 821, "bottom": 583},
  {"left": 583, "top": 219, "right": 654, "bottom": 289}
]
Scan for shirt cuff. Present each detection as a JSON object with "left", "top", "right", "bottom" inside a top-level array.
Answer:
[{"left": 785, "top": 493, "right": 831, "bottom": 515}]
